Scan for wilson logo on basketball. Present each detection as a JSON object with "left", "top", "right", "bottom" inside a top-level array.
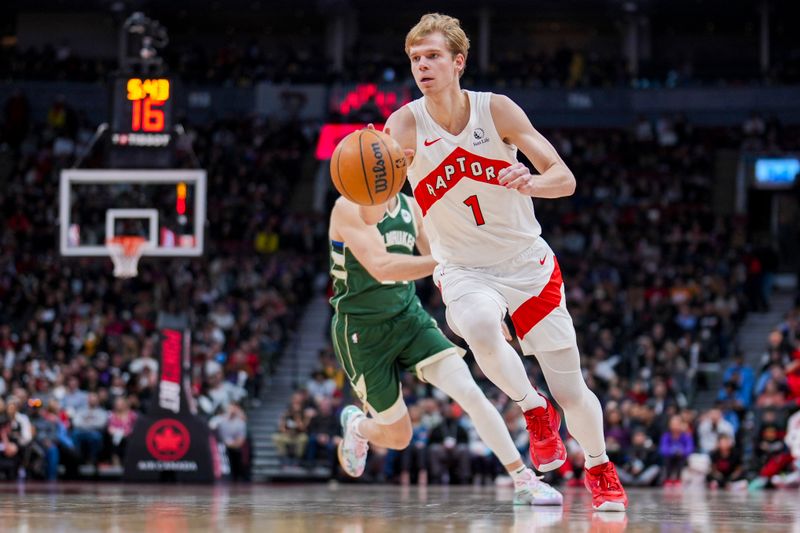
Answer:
[
  {"left": 413, "top": 146, "right": 510, "bottom": 215},
  {"left": 146, "top": 419, "right": 191, "bottom": 461},
  {"left": 370, "top": 142, "right": 388, "bottom": 193},
  {"left": 329, "top": 129, "right": 406, "bottom": 205}
]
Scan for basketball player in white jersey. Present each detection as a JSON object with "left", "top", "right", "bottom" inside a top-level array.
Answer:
[
  {"left": 360, "top": 13, "right": 627, "bottom": 511},
  {"left": 331, "top": 192, "right": 563, "bottom": 505}
]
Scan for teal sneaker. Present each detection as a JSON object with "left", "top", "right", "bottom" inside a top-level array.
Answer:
[
  {"left": 337, "top": 405, "right": 369, "bottom": 477},
  {"left": 513, "top": 468, "right": 563, "bottom": 506}
]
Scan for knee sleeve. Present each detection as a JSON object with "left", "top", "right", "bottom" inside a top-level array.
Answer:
[
  {"left": 447, "top": 294, "right": 539, "bottom": 407},
  {"left": 446, "top": 293, "right": 506, "bottom": 356}
]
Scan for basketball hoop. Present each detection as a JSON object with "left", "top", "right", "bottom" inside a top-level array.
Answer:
[{"left": 106, "top": 236, "right": 149, "bottom": 278}]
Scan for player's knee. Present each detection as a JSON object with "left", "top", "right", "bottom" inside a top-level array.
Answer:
[
  {"left": 459, "top": 318, "right": 505, "bottom": 356},
  {"left": 448, "top": 297, "right": 505, "bottom": 355}
]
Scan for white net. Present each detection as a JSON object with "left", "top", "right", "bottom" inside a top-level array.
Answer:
[{"left": 106, "top": 236, "right": 148, "bottom": 278}]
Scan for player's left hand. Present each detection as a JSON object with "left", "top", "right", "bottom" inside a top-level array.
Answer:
[{"left": 498, "top": 162, "right": 536, "bottom": 195}]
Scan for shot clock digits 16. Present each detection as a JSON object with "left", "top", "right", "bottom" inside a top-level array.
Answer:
[
  {"left": 111, "top": 77, "right": 172, "bottom": 147},
  {"left": 127, "top": 78, "right": 169, "bottom": 132}
]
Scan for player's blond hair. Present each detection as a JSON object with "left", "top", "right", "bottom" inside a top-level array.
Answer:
[{"left": 405, "top": 13, "right": 470, "bottom": 77}]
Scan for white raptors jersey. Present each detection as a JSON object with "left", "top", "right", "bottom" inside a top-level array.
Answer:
[{"left": 406, "top": 90, "right": 542, "bottom": 267}]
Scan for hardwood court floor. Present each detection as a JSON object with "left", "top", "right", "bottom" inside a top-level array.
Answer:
[{"left": 0, "top": 482, "right": 797, "bottom": 532}]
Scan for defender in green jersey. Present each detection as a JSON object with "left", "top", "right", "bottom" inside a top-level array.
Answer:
[
  {"left": 330, "top": 192, "right": 455, "bottom": 417},
  {"left": 329, "top": 190, "right": 561, "bottom": 505}
]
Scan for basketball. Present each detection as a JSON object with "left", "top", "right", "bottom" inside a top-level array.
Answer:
[{"left": 330, "top": 129, "right": 407, "bottom": 205}]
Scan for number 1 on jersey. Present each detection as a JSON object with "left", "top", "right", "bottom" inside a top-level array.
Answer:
[{"left": 463, "top": 195, "right": 485, "bottom": 226}]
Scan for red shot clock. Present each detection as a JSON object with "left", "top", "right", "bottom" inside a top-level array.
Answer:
[{"left": 111, "top": 77, "right": 173, "bottom": 147}]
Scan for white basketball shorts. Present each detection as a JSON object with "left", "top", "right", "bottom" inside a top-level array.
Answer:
[{"left": 433, "top": 237, "right": 577, "bottom": 354}]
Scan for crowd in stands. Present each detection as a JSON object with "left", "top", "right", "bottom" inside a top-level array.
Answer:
[
  {"left": 2, "top": 37, "right": 799, "bottom": 88},
  {"left": 272, "top": 114, "right": 800, "bottom": 491},
  {"left": 0, "top": 90, "right": 324, "bottom": 480}
]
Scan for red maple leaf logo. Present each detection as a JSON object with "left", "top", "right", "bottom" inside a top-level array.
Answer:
[
  {"left": 146, "top": 419, "right": 191, "bottom": 461},
  {"left": 154, "top": 426, "right": 183, "bottom": 453}
]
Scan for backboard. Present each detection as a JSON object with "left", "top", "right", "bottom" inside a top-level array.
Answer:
[{"left": 59, "top": 169, "right": 206, "bottom": 257}]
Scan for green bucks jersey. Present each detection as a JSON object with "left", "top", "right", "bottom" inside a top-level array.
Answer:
[{"left": 330, "top": 194, "right": 419, "bottom": 322}]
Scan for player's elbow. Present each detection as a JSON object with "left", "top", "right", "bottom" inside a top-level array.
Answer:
[
  {"left": 366, "top": 260, "right": 391, "bottom": 283},
  {"left": 561, "top": 169, "right": 576, "bottom": 197},
  {"left": 373, "top": 271, "right": 392, "bottom": 283},
  {"left": 369, "top": 268, "right": 388, "bottom": 282},
  {"left": 564, "top": 174, "right": 576, "bottom": 196}
]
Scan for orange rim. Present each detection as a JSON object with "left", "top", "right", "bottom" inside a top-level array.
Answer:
[{"left": 107, "top": 236, "right": 147, "bottom": 256}]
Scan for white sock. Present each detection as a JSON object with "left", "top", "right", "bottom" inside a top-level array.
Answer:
[
  {"left": 516, "top": 392, "right": 547, "bottom": 412},
  {"left": 585, "top": 452, "right": 610, "bottom": 469},
  {"left": 352, "top": 414, "right": 367, "bottom": 441},
  {"left": 509, "top": 465, "right": 530, "bottom": 482}
]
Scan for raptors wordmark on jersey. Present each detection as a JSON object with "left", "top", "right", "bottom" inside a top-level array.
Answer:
[{"left": 412, "top": 146, "right": 510, "bottom": 215}]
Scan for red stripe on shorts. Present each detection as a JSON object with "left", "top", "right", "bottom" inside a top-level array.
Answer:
[{"left": 510, "top": 257, "right": 563, "bottom": 340}]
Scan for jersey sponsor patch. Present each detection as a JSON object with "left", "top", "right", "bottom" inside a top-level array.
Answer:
[
  {"left": 412, "top": 146, "right": 510, "bottom": 215},
  {"left": 472, "top": 127, "right": 489, "bottom": 146}
]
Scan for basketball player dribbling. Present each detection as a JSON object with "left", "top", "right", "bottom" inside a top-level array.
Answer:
[
  {"left": 357, "top": 13, "right": 628, "bottom": 511},
  {"left": 330, "top": 190, "right": 562, "bottom": 505}
]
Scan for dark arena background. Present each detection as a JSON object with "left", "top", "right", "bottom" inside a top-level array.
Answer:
[{"left": 1, "top": 0, "right": 799, "bottom": 531}]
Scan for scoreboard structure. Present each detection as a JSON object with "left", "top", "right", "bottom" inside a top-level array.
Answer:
[
  {"left": 111, "top": 77, "right": 173, "bottom": 148},
  {"left": 105, "top": 76, "right": 179, "bottom": 168}
]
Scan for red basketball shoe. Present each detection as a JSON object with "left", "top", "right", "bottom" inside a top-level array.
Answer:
[
  {"left": 584, "top": 462, "right": 628, "bottom": 512},
  {"left": 524, "top": 398, "right": 566, "bottom": 472}
]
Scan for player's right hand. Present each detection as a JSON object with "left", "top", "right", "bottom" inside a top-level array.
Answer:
[{"left": 368, "top": 123, "right": 415, "bottom": 166}]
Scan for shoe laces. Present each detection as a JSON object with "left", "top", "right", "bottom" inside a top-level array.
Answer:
[
  {"left": 525, "top": 409, "right": 550, "bottom": 441},
  {"left": 593, "top": 464, "right": 623, "bottom": 493},
  {"left": 515, "top": 469, "right": 541, "bottom": 488},
  {"left": 354, "top": 436, "right": 368, "bottom": 457}
]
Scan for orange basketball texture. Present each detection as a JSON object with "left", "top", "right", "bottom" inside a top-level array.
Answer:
[{"left": 330, "top": 129, "right": 407, "bottom": 205}]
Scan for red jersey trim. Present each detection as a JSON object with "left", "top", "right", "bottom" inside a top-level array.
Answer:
[{"left": 511, "top": 257, "right": 564, "bottom": 339}]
